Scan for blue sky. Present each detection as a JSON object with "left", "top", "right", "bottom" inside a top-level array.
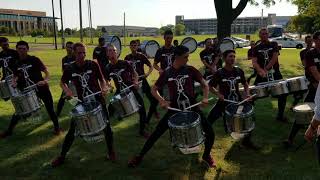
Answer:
[{"left": 0, "top": 0, "right": 297, "bottom": 29}]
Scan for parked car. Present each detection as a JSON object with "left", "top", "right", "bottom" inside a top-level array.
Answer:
[
  {"left": 270, "top": 37, "right": 305, "bottom": 49},
  {"left": 197, "top": 41, "right": 205, "bottom": 48},
  {"left": 230, "top": 37, "right": 250, "bottom": 48}
]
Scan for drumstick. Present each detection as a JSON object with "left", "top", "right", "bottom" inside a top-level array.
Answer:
[
  {"left": 167, "top": 107, "right": 182, "bottom": 112},
  {"left": 185, "top": 97, "right": 215, "bottom": 110},
  {"left": 224, "top": 99, "right": 239, "bottom": 104},
  {"left": 83, "top": 91, "right": 101, "bottom": 100},
  {"left": 237, "top": 94, "right": 257, "bottom": 105},
  {"left": 121, "top": 81, "right": 143, "bottom": 92}
]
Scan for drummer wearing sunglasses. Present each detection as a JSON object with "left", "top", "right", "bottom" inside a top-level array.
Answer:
[
  {"left": 105, "top": 44, "right": 150, "bottom": 139},
  {"left": 0, "top": 41, "right": 62, "bottom": 139},
  {"left": 128, "top": 45, "right": 216, "bottom": 168},
  {"left": 125, "top": 40, "right": 159, "bottom": 123},
  {"left": 51, "top": 42, "right": 115, "bottom": 167},
  {"left": 199, "top": 38, "right": 220, "bottom": 79}
]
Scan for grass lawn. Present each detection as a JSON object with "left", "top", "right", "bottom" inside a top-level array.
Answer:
[
  {"left": 0, "top": 40, "right": 319, "bottom": 179},
  {"left": 4, "top": 34, "right": 260, "bottom": 46}
]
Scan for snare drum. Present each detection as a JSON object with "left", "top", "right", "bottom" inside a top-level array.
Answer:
[
  {"left": 225, "top": 103, "right": 255, "bottom": 136},
  {"left": 269, "top": 80, "right": 289, "bottom": 97},
  {"left": 11, "top": 89, "right": 41, "bottom": 116},
  {"left": 293, "top": 103, "right": 315, "bottom": 125},
  {"left": 0, "top": 79, "right": 10, "bottom": 99},
  {"left": 250, "top": 85, "right": 269, "bottom": 99},
  {"left": 140, "top": 40, "right": 160, "bottom": 58},
  {"left": 168, "top": 111, "right": 205, "bottom": 148},
  {"left": 286, "top": 76, "right": 309, "bottom": 93},
  {"left": 71, "top": 102, "right": 107, "bottom": 142},
  {"left": 110, "top": 91, "right": 140, "bottom": 118}
]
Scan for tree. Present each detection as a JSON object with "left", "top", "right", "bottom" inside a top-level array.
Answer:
[
  {"left": 214, "top": 0, "right": 281, "bottom": 40},
  {"left": 160, "top": 24, "right": 175, "bottom": 35},
  {"left": 175, "top": 23, "right": 185, "bottom": 36}
]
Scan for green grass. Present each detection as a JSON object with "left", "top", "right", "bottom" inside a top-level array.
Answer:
[
  {"left": 4, "top": 34, "right": 260, "bottom": 46},
  {"left": 0, "top": 41, "right": 320, "bottom": 180}
]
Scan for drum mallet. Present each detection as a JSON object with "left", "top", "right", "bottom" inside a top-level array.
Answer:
[
  {"left": 185, "top": 97, "right": 214, "bottom": 110},
  {"left": 121, "top": 81, "right": 143, "bottom": 92}
]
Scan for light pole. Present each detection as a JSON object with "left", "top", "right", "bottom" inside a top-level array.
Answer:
[
  {"left": 79, "top": 0, "right": 83, "bottom": 42},
  {"left": 59, "top": 0, "right": 65, "bottom": 49},
  {"left": 51, "top": 0, "right": 58, "bottom": 49},
  {"left": 88, "top": 0, "right": 93, "bottom": 44}
]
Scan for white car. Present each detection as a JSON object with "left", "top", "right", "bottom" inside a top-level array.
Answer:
[
  {"left": 231, "top": 37, "right": 250, "bottom": 48},
  {"left": 270, "top": 37, "right": 305, "bottom": 49}
]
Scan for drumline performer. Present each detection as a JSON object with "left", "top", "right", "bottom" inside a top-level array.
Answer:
[
  {"left": 252, "top": 28, "right": 288, "bottom": 122},
  {"left": 124, "top": 40, "right": 159, "bottom": 123},
  {"left": 0, "top": 37, "right": 19, "bottom": 84},
  {"left": 105, "top": 44, "right": 150, "bottom": 138},
  {"left": 284, "top": 33, "right": 319, "bottom": 147},
  {"left": 207, "top": 50, "right": 258, "bottom": 149},
  {"left": 199, "top": 38, "right": 220, "bottom": 79},
  {"left": 93, "top": 37, "right": 109, "bottom": 78},
  {"left": 0, "top": 41, "right": 62, "bottom": 138},
  {"left": 246, "top": 41, "right": 257, "bottom": 84},
  {"left": 128, "top": 45, "right": 216, "bottom": 168},
  {"left": 51, "top": 43, "right": 115, "bottom": 167},
  {"left": 56, "top": 41, "right": 75, "bottom": 117}
]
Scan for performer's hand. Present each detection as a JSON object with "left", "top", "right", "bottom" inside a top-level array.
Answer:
[
  {"left": 65, "top": 88, "right": 74, "bottom": 98},
  {"left": 217, "top": 93, "right": 224, "bottom": 101},
  {"left": 158, "top": 69, "right": 164, "bottom": 74},
  {"left": 305, "top": 125, "right": 317, "bottom": 142},
  {"left": 258, "top": 70, "right": 267, "bottom": 78},
  {"left": 133, "top": 80, "right": 139, "bottom": 89},
  {"left": 37, "top": 80, "right": 48, "bottom": 86},
  {"left": 201, "top": 98, "right": 209, "bottom": 107},
  {"left": 11, "top": 80, "right": 17, "bottom": 88},
  {"left": 160, "top": 99, "right": 170, "bottom": 109},
  {"left": 101, "top": 87, "right": 108, "bottom": 97},
  {"left": 246, "top": 94, "right": 253, "bottom": 101}
]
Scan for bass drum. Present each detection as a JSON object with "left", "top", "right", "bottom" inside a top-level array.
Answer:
[
  {"left": 140, "top": 40, "right": 160, "bottom": 58},
  {"left": 181, "top": 37, "right": 197, "bottom": 53},
  {"left": 219, "top": 38, "right": 236, "bottom": 53},
  {"left": 103, "top": 35, "right": 122, "bottom": 58}
]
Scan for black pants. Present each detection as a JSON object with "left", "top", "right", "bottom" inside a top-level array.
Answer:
[
  {"left": 5, "top": 85, "right": 60, "bottom": 134},
  {"left": 59, "top": 105, "right": 113, "bottom": 157},
  {"left": 141, "top": 78, "right": 158, "bottom": 123},
  {"left": 138, "top": 108, "right": 214, "bottom": 158},
  {"left": 56, "top": 91, "right": 66, "bottom": 117},
  {"left": 254, "top": 74, "right": 287, "bottom": 119},
  {"left": 292, "top": 91, "right": 306, "bottom": 107},
  {"left": 287, "top": 85, "right": 317, "bottom": 142}
]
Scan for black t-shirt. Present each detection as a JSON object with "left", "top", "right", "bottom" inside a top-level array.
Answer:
[
  {"left": 124, "top": 52, "right": 151, "bottom": 76},
  {"left": 14, "top": 55, "right": 47, "bottom": 89},
  {"left": 0, "top": 49, "right": 19, "bottom": 79},
  {"left": 61, "top": 60, "right": 104, "bottom": 100},
  {"left": 209, "top": 67, "right": 246, "bottom": 101},
  {"left": 93, "top": 46, "right": 109, "bottom": 78},
  {"left": 305, "top": 48, "right": 320, "bottom": 86},
  {"left": 155, "top": 65, "right": 203, "bottom": 108},
  {"left": 61, "top": 55, "right": 75, "bottom": 71},
  {"left": 252, "top": 41, "right": 280, "bottom": 72},
  {"left": 154, "top": 46, "right": 175, "bottom": 70},
  {"left": 105, "top": 60, "right": 135, "bottom": 91},
  {"left": 200, "top": 47, "right": 219, "bottom": 70}
]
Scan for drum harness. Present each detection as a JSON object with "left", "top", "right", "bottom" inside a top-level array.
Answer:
[
  {"left": 258, "top": 48, "right": 274, "bottom": 82},
  {"left": 163, "top": 53, "right": 174, "bottom": 70},
  {"left": 72, "top": 70, "right": 100, "bottom": 103},
  {"left": 0, "top": 57, "right": 13, "bottom": 78}
]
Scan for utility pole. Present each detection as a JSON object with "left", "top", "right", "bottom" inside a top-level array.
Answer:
[
  {"left": 88, "top": 0, "right": 93, "bottom": 44},
  {"left": 123, "top": 12, "right": 126, "bottom": 47},
  {"left": 52, "top": 0, "right": 58, "bottom": 49},
  {"left": 79, "top": 0, "right": 83, "bottom": 42},
  {"left": 59, "top": 0, "right": 65, "bottom": 49}
]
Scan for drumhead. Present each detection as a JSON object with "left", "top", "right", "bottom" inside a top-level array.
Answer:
[
  {"left": 181, "top": 37, "right": 197, "bottom": 53},
  {"left": 168, "top": 111, "right": 200, "bottom": 128},
  {"left": 293, "top": 103, "right": 315, "bottom": 112},
  {"left": 140, "top": 40, "right": 160, "bottom": 58},
  {"left": 225, "top": 103, "right": 254, "bottom": 116},
  {"left": 219, "top": 38, "right": 235, "bottom": 53},
  {"left": 103, "top": 35, "right": 122, "bottom": 58},
  {"left": 72, "top": 102, "right": 100, "bottom": 115}
]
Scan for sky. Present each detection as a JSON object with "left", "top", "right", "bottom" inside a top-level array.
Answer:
[{"left": 0, "top": 0, "right": 298, "bottom": 29}]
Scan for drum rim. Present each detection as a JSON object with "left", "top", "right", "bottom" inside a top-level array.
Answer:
[
  {"left": 168, "top": 111, "right": 201, "bottom": 128},
  {"left": 225, "top": 103, "right": 254, "bottom": 117},
  {"left": 219, "top": 38, "right": 235, "bottom": 53},
  {"left": 181, "top": 37, "right": 197, "bottom": 53},
  {"left": 104, "top": 35, "right": 122, "bottom": 58},
  {"left": 143, "top": 40, "right": 160, "bottom": 58},
  {"left": 71, "top": 102, "right": 102, "bottom": 116}
]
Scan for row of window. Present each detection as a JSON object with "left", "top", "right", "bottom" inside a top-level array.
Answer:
[{"left": 0, "top": 14, "right": 54, "bottom": 22}]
